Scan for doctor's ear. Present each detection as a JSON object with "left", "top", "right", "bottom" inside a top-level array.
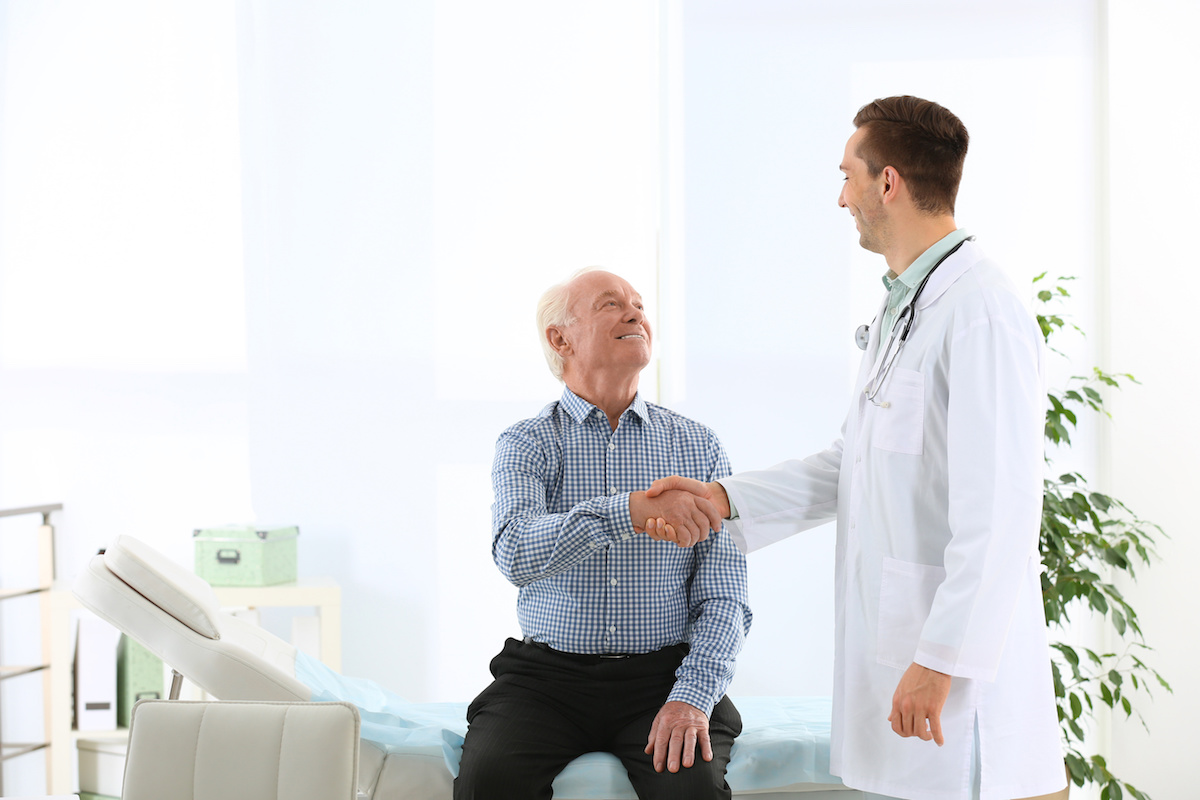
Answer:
[{"left": 881, "top": 166, "right": 901, "bottom": 203}]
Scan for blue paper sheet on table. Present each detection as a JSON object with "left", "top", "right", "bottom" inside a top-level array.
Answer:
[{"left": 296, "top": 650, "right": 841, "bottom": 796}]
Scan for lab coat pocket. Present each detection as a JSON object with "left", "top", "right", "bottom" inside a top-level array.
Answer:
[
  {"left": 871, "top": 368, "right": 924, "bottom": 455},
  {"left": 876, "top": 557, "right": 946, "bottom": 670}
]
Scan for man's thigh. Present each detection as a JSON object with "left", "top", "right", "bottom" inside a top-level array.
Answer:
[
  {"left": 610, "top": 694, "right": 742, "bottom": 800},
  {"left": 453, "top": 676, "right": 594, "bottom": 800}
]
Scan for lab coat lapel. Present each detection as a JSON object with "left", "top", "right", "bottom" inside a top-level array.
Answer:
[{"left": 913, "top": 239, "right": 980, "bottom": 311}]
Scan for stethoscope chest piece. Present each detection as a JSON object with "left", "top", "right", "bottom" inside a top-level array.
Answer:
[{"left": 855, "top": 324, "right": 870, "bottom": 351}]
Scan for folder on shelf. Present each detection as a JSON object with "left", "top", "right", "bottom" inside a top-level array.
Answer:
[{"left": 74, "top": 614, "right": 120, "bottom": 731}]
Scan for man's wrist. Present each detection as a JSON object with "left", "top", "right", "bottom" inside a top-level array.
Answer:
[{"left": 666, "top": 684, "right": 715, "bottom": 717}]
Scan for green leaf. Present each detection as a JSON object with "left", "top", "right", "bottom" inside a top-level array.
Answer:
[
  {"left": 1068, "top": 717, "right": 1085, "bottom": 741},
  {"left": 1070, "top": 692, "right": 1082, "bottom": 719},
  {"left": 1066, "top": 752, "right": 1087, "bottom": 784}
]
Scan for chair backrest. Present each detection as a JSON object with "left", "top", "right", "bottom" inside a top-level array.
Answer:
[
  {"left": 73, "top": 537, "right": 310, "bottom": 701},
  {"left": 122, "top": 700, "right": 360, "bottom": 800}
]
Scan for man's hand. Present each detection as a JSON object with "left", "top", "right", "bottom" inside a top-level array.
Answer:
[
  {"left": 644, "top": 700, "right": 712, "bottom": 773},
  {"left": 888, "top": 663, "right": 952, "bottom": 746},
  {"left": 640, "top": 477, "right": 731, "bottom": 546},
  {"left": 630, "top": 489, "right": 722, "bottom": 547}
]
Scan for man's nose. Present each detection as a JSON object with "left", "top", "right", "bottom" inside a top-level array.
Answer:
[
  {"left": 838, "top": 185, "right": 847, "bottom": 208},
  {"left": 626, "top": 305, "right": 644, "bottom": 323}
]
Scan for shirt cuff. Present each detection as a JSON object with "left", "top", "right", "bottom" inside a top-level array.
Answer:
[
  {"left": 666, "top": 683, "right": 716, "bottom": 717},
  {"left": 590, "top": 491, "right": 636, "bottom": 545}
]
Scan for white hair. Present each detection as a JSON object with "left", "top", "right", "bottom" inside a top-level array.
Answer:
[{"left": 536, "top": 267, "right": 599, "bottom": 382}]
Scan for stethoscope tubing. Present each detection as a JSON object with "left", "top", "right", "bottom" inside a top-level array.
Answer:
[{"left": 859, "top": 237, "right": 972, "bottom": 404}]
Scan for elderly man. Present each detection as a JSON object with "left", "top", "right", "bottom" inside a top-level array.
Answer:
[{"left": 453, "top": 269, "right": 752, "bottom": 800}]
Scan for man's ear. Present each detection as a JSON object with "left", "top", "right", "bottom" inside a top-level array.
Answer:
[
  {"left": 880, "top": 166, "right": 902, "bottom": 205},
  {"left": 547, "top": 327, "right": 571, "bottom": 356}
]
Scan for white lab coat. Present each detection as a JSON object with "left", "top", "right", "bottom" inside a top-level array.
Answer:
[{"left": 721, "top": 241, "right": 1065, "bottom": 800}]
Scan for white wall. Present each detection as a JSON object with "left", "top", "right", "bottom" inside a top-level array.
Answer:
[{"left": 1106, "top": 1, "right": 1200, "bottom": 796}]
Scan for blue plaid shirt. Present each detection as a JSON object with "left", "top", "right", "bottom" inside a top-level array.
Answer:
[{"left": 491, "top": 387, "right": 752, "bottom": 715}]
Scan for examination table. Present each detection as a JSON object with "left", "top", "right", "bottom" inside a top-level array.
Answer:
[{"left": 73, "top": 535, "right": 863, "bottom": 800}]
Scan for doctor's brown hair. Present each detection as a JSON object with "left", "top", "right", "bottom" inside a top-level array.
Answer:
[{"left": 853, "top": 96, "right": 969, "bottom": 217}]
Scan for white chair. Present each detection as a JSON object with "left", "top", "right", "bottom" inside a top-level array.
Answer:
[{"left": 121, "top": 699, "right": 359, "bottom": 800}]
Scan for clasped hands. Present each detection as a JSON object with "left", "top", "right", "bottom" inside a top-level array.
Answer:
[{"left": 630, "top": 476, "right": 731, "bottom": 547}]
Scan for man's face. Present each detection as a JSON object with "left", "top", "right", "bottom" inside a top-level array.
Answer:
[
  {"left": 556, "top": 271, "right": 652, "bottom": 378},
  {"left": 838, "top": 126, "right": 889, "bottom": 254}
]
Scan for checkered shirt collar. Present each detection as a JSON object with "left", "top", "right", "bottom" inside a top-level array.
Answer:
[{"left": 559, "top": 386, "right": 650, "bottom": 426}]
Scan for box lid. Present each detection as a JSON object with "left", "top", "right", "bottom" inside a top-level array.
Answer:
[{"left": 193, "top": 524, "right": 299, "bottom": 542}]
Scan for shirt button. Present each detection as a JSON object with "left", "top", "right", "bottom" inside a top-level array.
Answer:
[
  {"left": 609, "top": 626, "right": 616, "bottom": 633},
  {"left": 608, "top": 442, "right": 616, "bottom": 450},
  {"left": 610, "top": 578, "right": 618, "bottom": 586},
  {"left": 608, "top": 487, "right": 617, "bottom": 495}
]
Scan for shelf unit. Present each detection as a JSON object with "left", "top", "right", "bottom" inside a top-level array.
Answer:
[
  {"left": 47, "top": 576, "right": 342, "bottom": 795},
  {"left": 0, "top": 503, "right": 62, "bottom": 797}
]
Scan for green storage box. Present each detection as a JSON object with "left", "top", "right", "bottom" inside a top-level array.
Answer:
[
  {"left": 193, "top": 524, "right": 299, "bottom": 586},
  {"left": 117, "top": 634, "right": 163, "bottom": 728}
]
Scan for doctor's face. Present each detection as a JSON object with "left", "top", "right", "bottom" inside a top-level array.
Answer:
[{"left": 838, "top": 127, "right": 889, "bottom": 254}]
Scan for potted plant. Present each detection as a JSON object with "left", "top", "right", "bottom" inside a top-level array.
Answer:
[{"left": 1035, "top": 274, "right": 1171, "bottom": 800}]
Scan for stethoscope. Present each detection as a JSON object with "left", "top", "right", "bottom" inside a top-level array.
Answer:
[{"left": 857, "top": 236, "right": 973, "bottom": 405}]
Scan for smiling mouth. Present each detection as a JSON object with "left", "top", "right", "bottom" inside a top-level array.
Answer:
[{"left": 618, "top": 334, "right": 644, "bottom": 340}]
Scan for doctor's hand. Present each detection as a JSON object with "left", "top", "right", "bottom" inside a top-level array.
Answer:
[
  {"left": 888, "top": 663, "right": 952, "bottom": 746},
  {"left": 630, "top": 490, "right": 722, "bottom": 547},
  {"left": 645, "top": 700, "right": 712, "bottom": 773},
  {"left": 643, "top": 477, "right": 731, "bottom": 546}
]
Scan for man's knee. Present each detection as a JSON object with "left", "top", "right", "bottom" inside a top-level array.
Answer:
[
  {"left": 454, "top": 740, "right": 553, "bottom": 800},
  {"left": 631, "top": 756, "right": 732, "bottom": 800}
]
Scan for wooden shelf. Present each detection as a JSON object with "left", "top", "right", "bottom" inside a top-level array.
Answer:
[
  {"left": 0, "top": 510, "right": 56, "bottom": 796},
  {"left": 0, "top": 586, "right": 46, "bottom": 601},
  {"left": 1, "top": 742, "right": 50, "bottom": 762},
  {"left": 0, "top": 664, "right": 48, "bottom": 681}
]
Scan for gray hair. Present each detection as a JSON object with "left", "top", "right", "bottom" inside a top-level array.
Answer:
[{"left": 536, "top": 267, "right": 598, "bottom": 381}]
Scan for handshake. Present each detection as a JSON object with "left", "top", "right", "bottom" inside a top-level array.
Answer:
[{"left": 630, "top": 477, "right": 732, "bottom": 548}]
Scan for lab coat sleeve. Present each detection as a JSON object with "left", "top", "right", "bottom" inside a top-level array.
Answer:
[
  {"left": 718, "top": 429, "right": 844, "bottom": 554},
  {"left": 490, "top": 427, "right": 633, "bottom": 588},
  {"left": 668, "top": 435, "right": 752, "bottom": 715},
  {"left": 914, "top": 298, "right": 1044, "bottom": 681}
]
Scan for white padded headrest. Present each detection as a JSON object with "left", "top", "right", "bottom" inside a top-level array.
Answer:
[{"left": 104, "top": 535, "right": 222, "bottom": 640}]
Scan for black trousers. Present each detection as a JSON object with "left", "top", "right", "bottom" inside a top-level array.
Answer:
[{"left": 454, "top": 638, "right": 742, "bottom": 800}]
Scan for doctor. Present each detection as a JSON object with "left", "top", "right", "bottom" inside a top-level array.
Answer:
[{"left": 647, "top": 96, "right": 1066, "bottom": 800}]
